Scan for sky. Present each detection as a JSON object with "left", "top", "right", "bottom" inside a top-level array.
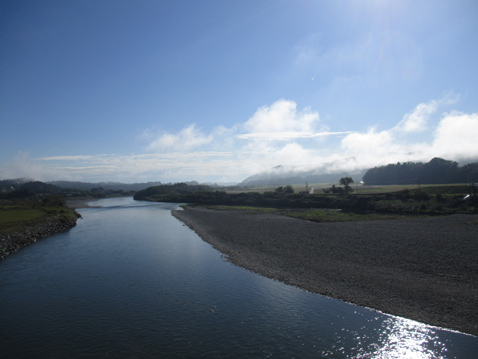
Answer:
[{"left": 1, "top": 0, "right": 478, "bottom": 184}]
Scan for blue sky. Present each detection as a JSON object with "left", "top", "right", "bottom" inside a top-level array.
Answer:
[{"left": 1, "top": 0, "right": 478, "bottom": 183}]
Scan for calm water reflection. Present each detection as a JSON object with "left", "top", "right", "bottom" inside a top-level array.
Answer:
[{"left": 0, "top": 197, "right": 476, "bottom": 358}]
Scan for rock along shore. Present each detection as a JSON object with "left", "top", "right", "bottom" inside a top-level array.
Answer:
[
  {"left": 0, "top": 215, "right": 79, "bottom": 260},
  {"left": 172, "top": 206, "right": 478, "bottom": 336}
]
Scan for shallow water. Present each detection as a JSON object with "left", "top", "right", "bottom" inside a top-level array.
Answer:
[{"left": 0, "top": 197, "right": 476, "bottom": 358}]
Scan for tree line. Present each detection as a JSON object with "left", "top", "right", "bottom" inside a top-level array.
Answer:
[{"left": 362, "top": 157, "right": 478, "bottom": 185}]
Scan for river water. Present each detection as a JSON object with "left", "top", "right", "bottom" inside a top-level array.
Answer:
[{"left": 0, "top": 197, "right": 476, "bottom": 358}]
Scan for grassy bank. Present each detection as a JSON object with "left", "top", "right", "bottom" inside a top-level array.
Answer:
[
  {"left": 189, "top": 205, "right": 412, "bottom": 223},
  {"left": 0, "top": 196, "right": 80, "bottom": 259},
  {"left": 154, "top": 184, "right": 478, "bottom": 218},
  {"left": 0, "top": 198, "right": 79, "bottom": 234}
]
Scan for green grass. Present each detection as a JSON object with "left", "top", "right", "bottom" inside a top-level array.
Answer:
[
  {"left": 229, "top": 183, "right": 471, "bottom": 195},
  {"left": 225, "top": 186, "right": 278, "bottom": 194},
  {"left": 0, "top": 207, "right": 48, "bottom": 233},
  {"left": 178, "top": 184, "right": 476, "bottom": 219},
  {"left": 196, "top": 204, "right": 278, "bottom": 214},
  {"left": 358, "top": 185, "right": 417, "bottom": 194},
  {"left": 0, "top": 203, "right": 79, "bottom": 234},
  {"left": 284, "top": 209, "right": 407, "bottom": 222},
  {"left": 193, "top": 205, "right": 409, "bottom": 223},
  {"left": 0, "top": 207, "right": 46, "bottom": 224}
]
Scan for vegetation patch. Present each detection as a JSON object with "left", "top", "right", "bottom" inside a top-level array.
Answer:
[
  {"left": 363, "top": 157, "right": 478, "bottom": 185},
  {"left": 198, "top": 205, "right": 279, "bottom": 214},
  {"left": 149, "top": 182, "right": 477, "bottom": 220},
  {"left": 0, "top": 196, "right": 80, "bottom": 234},
  {"left": 192, "top": 205, "right": 410, "bottom": 222},
  {"left": 0, "top": 207, "right": 46, "bottom": 225},
  {"left": 284, "top": 209, "right": 407, "bottom": 223}
]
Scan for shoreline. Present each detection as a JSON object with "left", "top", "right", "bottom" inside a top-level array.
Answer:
[
  {"left": 172, "top": 206, "right": 478, "bottom": 336},
  {"left": 0, "top": 215, "right": 78, "bottom": 260},
  {"left": 65, "top": 198, "right": 98, "bottom": 209}
]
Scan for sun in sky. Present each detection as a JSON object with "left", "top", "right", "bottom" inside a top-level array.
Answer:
[{"left": 1, "top": 0, "right": 477, "bottom": 183}]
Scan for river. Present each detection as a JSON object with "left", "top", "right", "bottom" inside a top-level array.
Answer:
[{"left": 0, "top": 197, "right": 476, "bottom": 358}]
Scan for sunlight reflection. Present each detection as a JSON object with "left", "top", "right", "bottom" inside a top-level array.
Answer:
[
  {"left": 358, "top": 316, "right": 449, "bottom": 359},
  {"left": 321, "top": 311, "right": 452, "bottom": 358}
]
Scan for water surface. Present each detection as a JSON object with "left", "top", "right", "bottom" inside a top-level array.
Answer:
[{"left": 0, "top": 197, "right": 476, "bottom": 358}]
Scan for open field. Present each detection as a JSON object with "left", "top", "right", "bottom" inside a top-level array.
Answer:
[
  {"left": 230, "top": 183, "right": 470, "bottom": 195},
  {"left": 0, "top": 207, "right": 46, "bottom": 225},
  {"left": 228, "top": 183, "right": 417, "bottom": 195},
  {"left": 0, "top": 202, "right": 79, "bottom": 234},
  {"left": 164, "top": 184, "right": 478, "bottom": 217},
  {"left": 199, "top": 205, "right": 411, "bottom": 222}
]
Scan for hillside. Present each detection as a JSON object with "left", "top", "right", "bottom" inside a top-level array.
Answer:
[
  {"left": 49, "top": 180, "right": 163, "bottom": 192},
  {"left": 240, "top": 165, "right": 364, "bottom": 187},
  {"left": 134, "top": 182, "right": 215, "bottom": 201},
  {"left": 363, "top": 158, "right": 478, "bottom": 185}
]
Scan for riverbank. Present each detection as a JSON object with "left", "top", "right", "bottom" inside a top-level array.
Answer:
[
  {"left": 0, "top": 197, "right": 81, "bottom": 260},
  {"left": 65, "top": 198, "right": 97, "bottom": 209},
  {"left": 172, "top": 206, "right": 478, "bottom": 336},
  {"left": 0, "top": 214, "right": 79, "bottom": 260}
]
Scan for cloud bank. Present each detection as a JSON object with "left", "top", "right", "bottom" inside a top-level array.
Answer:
[
  {"left": 3, "top": 96, "right": 478, "bottom": 183},
  {"left": 147, "top": 124, "right": 213, "bottom": 152}
]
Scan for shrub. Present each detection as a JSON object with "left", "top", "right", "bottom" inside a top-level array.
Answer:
[{"left": 413, "top": 189, "right": 430, "bottom": 200}]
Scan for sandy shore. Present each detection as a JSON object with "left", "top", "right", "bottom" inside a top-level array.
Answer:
[{"left": 172, "top": 207, "right": 478, "bottom": 336}]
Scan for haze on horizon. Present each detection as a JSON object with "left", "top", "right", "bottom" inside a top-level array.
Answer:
[{"left": 1, "top": 1, "right": 478, "bottom": 184}]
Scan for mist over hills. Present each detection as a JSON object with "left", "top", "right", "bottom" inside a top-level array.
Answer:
[
  {"left": 240, "top": 165, "right": 365, "bottom": 187},
  {"left": 2, "top": 157, "right": 478, "bottom": 195},
  {"left": 363, "top": 158, "right": 478, "bottom": 185},
  {"left": 240, "top": 157, "right": 478, "bottom": 187}
]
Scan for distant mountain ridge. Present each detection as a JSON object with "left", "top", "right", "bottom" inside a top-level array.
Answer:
[
  {"left": 239, "top": 157, "right": 478, "bottom": 187},
  {"left": 48, "top": 180, "right": 163, "bottom": 192},
  {"left": 3, "top": 156, "right": 477, "bottom": 194},
  {"left": 0, "top": 179, "right": 164, "bottom": 196},
  {"left": 362, "top": 157, "right": 478, "bottom": 185}
]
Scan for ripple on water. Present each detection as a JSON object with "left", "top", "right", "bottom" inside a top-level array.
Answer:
[{"left": 0, "top": 198, "right": 476, "bottom": 358}]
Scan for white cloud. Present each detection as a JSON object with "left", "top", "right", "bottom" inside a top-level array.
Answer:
[
  {"left": 431, "top": 112, "right": 478, "bottom": 159},
  {"left": 241, "top": 99, "right": 320, "bottom": 140},
  {"left": 337, "top": 106, "right": 478, "bottom": 171},
  {"left": 337, "top": 129, "right": 411, "bottom": 171},
  {"left": 38, "top": 155, "right": 98, "bottom": 161},
  {"left": 2, "top": 152, "right": 76, "bottom": 181},
  {"left": 394, "top": 101, "right": 438, "bottom": 133},
  {"left": 238, "top": 131, "right": 352, "bottom": 140},
  {"left": 147, "top": 124, "right": 212, "bottom": 152},
  {"left": 393, "top": 92, "right": 460, "bottom": 133},
  {"left": 341, "top": 128, "right": 395, "bottom": 154},
  {"left": 3, "top": 96, "right": 478, "bottom": 184},
  {"left": 275, "top": 143, "right": 312, "bottom": 165}
]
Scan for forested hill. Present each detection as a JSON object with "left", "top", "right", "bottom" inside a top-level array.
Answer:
[
  {"left": 363, "top": 158, "right": 478, "bottom": 185},
  {"left": 133, "top": 183, "right": 215, "bottom": 201}
]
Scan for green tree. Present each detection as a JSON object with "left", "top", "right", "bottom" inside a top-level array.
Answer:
[
  {"left": 339, "top": 177, "right": 354, "bottom": 193},
  {"left": 274, "top": 185, "right": 294, "bottom": 194},
  {"left": 283, "top": 185, "right": 294, "bottom": 193}
]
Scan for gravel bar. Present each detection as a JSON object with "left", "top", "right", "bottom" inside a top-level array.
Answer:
[{"left": 173, "top": 207, "right": 478, "bottom": 336}]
